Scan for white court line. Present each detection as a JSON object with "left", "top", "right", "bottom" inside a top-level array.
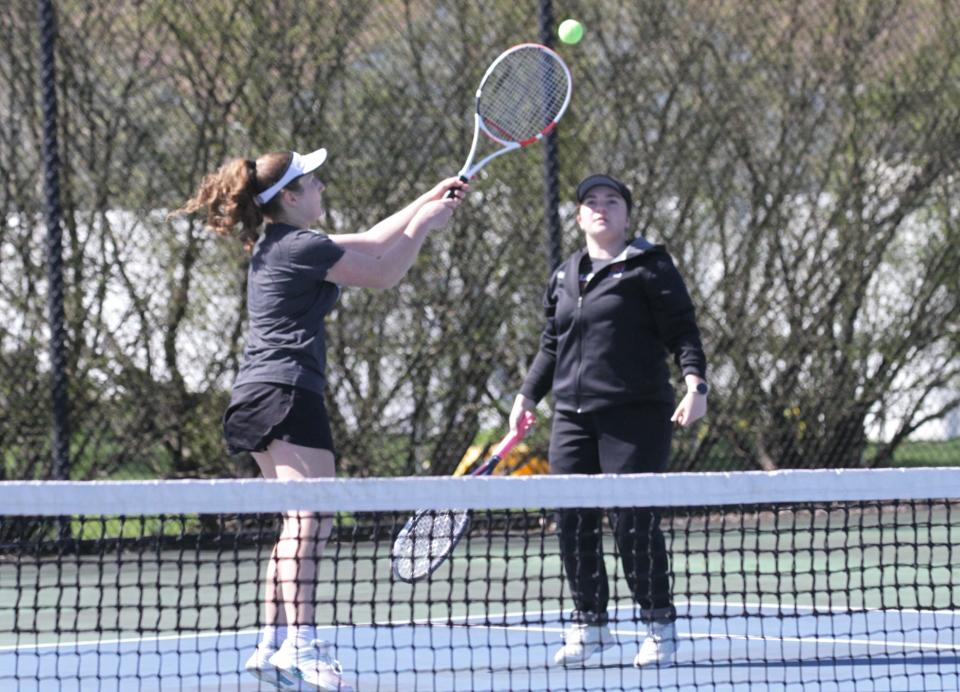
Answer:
[
  {"left": 461, "top": 622, "right": 960, "bottom": 654},
  {"left": 4, "top": 599, "right": 958, "bottom": 654},
  {"left": 678, "top": 598, "right": 960, "bottom": 618},
  {"left": 396, "top": 598, "right": 960, "bottom": 626},
  {"left": 674, "top": 631, "right": 960, "bottom": 653},
  {"left": 0, "top": 628, "right": 260, "bottom": 653}
]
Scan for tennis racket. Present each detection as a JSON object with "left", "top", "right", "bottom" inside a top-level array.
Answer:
[
  {"left": 446, "top": 43, "right": 572, "bottom": 196},
  {"left": 390, "top": 411, "right": 535, "bottom": 583}
]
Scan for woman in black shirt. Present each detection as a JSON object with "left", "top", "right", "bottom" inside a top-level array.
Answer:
[{"left": 175, "top": 148, "right": 466, "bottom": 691}]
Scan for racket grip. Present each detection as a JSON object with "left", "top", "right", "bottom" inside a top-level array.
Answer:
[
  {"left": 516, "top": 410, "right": 535, "bottom": 437},
  {"left": 473, "top": 412, "right": 536, "bottom": 476},
  {"left": 444, "top": 175, "right": 469, "bottom": 199},
  {"left": 491, "top": 411, "right": 535, "bottom": 459}
]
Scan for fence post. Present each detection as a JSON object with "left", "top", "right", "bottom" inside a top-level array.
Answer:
[
  {"left": 37, "top": 0, "right": 71, "bottom": 481},
  {"left": 537, "top": 0, "right": 563, "bottom": 272}
]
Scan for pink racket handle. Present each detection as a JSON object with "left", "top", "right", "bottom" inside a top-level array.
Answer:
[{"left": 490, "top": 410, "right": 535, "bottom": 459}]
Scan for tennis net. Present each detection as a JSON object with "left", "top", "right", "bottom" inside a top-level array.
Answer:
[{"left": 1, "top": 468, "right": 958, "bottom": 691}]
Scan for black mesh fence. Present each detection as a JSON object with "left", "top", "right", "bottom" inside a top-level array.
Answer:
[{"left": 2, "top": 0, "right": 959, "bottom": 480}]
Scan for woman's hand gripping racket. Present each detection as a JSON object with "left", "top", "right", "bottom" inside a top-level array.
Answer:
[
  {"left": 391, "top": 411, "right": 536, "bottom": 583},
  {"left": 445, "top": 43, "right": 572, "bottom": 197}
]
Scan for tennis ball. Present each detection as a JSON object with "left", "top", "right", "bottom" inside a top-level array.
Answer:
[{"left": 558, "top": 19, "right": 584, "bottom": 45}]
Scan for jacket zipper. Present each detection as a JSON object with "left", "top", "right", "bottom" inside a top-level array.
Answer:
[
  {"left": 572, "top": 251, "right": 627, "bottom": 414},
  {"left": 575, "top": 294, "right": 584, "bottom": 413}
]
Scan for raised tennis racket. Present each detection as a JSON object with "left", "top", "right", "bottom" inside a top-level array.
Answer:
[
  {"left": 391, "top": 411, "right": 535, "bottom": 583},
  {"left": 446, "top": 43, "right": 572, "bottom": 196}
]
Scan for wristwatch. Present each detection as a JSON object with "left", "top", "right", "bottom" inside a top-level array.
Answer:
[{"left": 692, "top": 382, "right": 709, "bottom": 395}]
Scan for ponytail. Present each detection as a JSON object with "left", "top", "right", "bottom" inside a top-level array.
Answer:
[{"left": 171, "top": 151, "right": 294, "bottom": 251}]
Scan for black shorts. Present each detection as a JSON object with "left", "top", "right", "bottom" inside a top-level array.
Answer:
[
  {"left": 222, "top": 382, "right": 334, "bottom": 455},
  {"left": 549, "top": 402, "right": 674, "bottom": 475}
]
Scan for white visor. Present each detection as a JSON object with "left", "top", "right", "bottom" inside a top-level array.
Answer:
[{"left": 255, "top": 148, "right": 327, "bottom": 205}]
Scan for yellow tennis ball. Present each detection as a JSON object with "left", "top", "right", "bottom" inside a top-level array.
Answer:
[{"left": 558, "top": 19, "right": 584, "bottom": 45}]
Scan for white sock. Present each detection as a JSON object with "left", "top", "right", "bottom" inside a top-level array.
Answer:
[
  {"left": 289, "top": 625, "right": 318, "bottom": 648},
  {"left": 261, "top": 624, "right": 286, "bottom": 649}
]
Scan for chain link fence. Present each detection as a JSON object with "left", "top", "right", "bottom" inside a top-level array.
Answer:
[{"left": 2, "top": 0, "right": 959, "bottom": 481}]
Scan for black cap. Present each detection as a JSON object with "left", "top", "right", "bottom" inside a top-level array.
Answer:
[{"left": 575, "top": 174, "right": 632, "bottom": 213}]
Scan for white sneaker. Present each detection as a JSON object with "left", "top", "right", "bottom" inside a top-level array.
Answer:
[
  {"left": 553, "top": 622, "right": 615, "bottom": 667},
  {"left": 634, "top": 621, "right": 679, "bottom": 667},
  {"left": 244, "top": 644, "right": 295, "bottom": 689},
  {"left": 269, "top": 639, "right": 353, "bottom": 691}
]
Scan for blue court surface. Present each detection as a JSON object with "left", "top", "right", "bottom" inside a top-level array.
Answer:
[{"left": 2, "top": 601, "right": 958, "bottom": 691}]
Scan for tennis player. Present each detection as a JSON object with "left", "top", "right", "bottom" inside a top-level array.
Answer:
[
  {"left": 174, "top": 148, "right": 466, "bottom": 690},
  {"left": 509, "top": 174, "right": 707, "bottom": 668}
]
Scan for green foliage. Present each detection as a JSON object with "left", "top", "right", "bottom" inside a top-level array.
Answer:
[{"left": 867, "top": 438, "right": 960, "bottom": 468}]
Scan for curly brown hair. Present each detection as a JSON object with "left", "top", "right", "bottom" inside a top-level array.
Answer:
[{"left": 171, "top": 151, "right": 302, "bottom": 250}]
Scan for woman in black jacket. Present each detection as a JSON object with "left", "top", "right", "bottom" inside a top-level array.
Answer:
[{"left": 509, "top": 174, "right": 707, "bottom": 669}]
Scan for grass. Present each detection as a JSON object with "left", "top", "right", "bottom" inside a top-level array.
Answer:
[{"left": 869, "top": 437, "right": 960, "bottom": 468}]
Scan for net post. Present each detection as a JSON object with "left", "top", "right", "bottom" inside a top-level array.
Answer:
[
  {"left": 37, "top": 0, "right": 71, "bottom": 483},
  {"left": 537, "top": 0, "right": 563, "bottom": 272}
]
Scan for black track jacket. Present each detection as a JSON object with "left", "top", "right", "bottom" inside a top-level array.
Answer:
[{"left": 520, "top": 237, "right": 706, "bottom": 413}]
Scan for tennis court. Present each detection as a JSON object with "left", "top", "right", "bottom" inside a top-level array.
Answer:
[
  {"left": 4, "top": 601, "right": 958, "bottom": 691},
  {"left": 2, "top": 469, "right": 958, "bottom": 690}
]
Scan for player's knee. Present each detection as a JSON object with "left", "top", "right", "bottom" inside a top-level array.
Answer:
[{"left": 282, "top": 511, "right": 334, "bottom": 540}]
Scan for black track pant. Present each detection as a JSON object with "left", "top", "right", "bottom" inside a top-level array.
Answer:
[{"left": 549, "top": 402, "right": 676, "bottom": 624}]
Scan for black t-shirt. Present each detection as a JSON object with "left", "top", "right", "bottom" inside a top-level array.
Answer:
[{"left": 233, "top": 223, "right": 345, "bottom": 395}]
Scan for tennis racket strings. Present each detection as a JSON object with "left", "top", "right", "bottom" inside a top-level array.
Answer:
[
  {"left": 478, "top": 45, "right": 571, "bottom": 145},
  {"left": 391, "top": 509, "right": 470, "bottom": 583}
]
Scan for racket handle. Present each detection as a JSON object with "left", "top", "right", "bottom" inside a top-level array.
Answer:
[
  {"left": 491, "top": 410, "right": 534, "bottom": 458},
  {"left": 472, "top": 411, "right": 535, "bottom": 476},
  {"left": 444, "top": 175, "right": 469, "bottom": 199}
]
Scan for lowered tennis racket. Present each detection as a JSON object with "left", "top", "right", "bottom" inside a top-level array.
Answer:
[
  {"left": 391, "top": 411, "right": 535, "bottom": 583},
  {"left": 446, "top": 43, "right": 572, "bottom": 196}
]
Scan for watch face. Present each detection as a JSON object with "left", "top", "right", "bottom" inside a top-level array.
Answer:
[{"left": 696, "top": 382, "right": 709, "bottom": 395}]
